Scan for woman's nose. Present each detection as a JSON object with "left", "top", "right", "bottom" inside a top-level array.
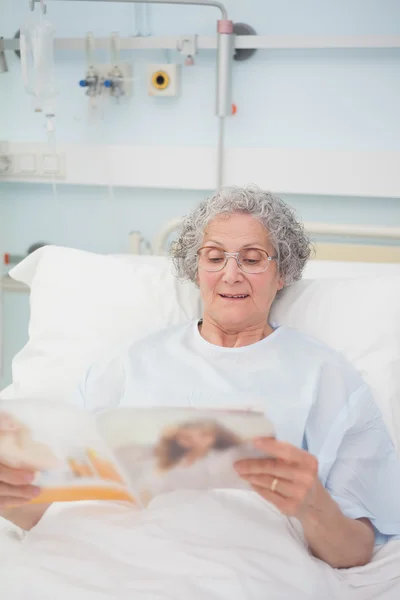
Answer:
[{"left": 222, "top": 256, "right": 243, "bottom": 283}]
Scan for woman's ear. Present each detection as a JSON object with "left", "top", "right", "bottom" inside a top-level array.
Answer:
[{"left": 277, "top": 273, "right": 284, "bottom": 291}]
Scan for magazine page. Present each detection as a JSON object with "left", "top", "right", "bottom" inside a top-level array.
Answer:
[
  {"left": 96, "top": 406, "right": 275, "bottom": 507},
  {"left": 0, "top": 399, "right": 136, "bottom": 505}
]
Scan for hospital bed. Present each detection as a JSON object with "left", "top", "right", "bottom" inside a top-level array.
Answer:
[{"left": 0, "top": 220, "right": 400, "bottom": 600}]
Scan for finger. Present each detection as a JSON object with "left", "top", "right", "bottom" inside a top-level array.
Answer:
[
  {"left": 235, "top": 458, "right": 293, "bottom": 480},
  {"left": 238, "top": 468, "right": 316, "bottom": 503},
  {"left": 253, "top": 438, "right": 319, "bottom": 471},
  {"left": 246, "top": 475, "right": 294, "bottom": 499},
  {"left": 0, "top": 483, "right": 41, "bottom": 500},
  {"left": 251, "top": 484, "right": 298, "bottom": 517},
  {"left": 0, "top": 464, "right": 36, "bottom": 486},
  {"left": 0, "top": 496, "right": 36, "bottom": 508},
  {"left": 235, "top": 458, "right": 316, "bottom": 489}
]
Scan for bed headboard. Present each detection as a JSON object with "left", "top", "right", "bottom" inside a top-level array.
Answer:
[
  {"left": 151, "top": 219, "right": 400, "bottom": 263},
  {"left": 312, "top": 243, "right": 400, "bottom": 263}
]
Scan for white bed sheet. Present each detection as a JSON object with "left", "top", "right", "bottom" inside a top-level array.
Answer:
[{"left": 0, "top": 491, "right": 399, "bottom": 600}]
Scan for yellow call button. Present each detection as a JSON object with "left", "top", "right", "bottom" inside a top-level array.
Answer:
[{"left": 152, "top": 71, "right": 170, "bottom": 90}]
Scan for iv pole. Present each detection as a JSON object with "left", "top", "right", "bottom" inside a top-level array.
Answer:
[{"left": 30, "top": 0, "right": 234, "bottom": 190}]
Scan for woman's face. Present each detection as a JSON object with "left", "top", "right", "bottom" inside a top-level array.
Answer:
[
  {"left": 196, "top": 213, "right": 284, "bottom": 331},
  {"left": 176, "top": 427, "right": 216, "bottom": 452}
]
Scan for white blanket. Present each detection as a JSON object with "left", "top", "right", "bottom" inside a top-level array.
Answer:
[{"left": 1, "top": 491, "right": 399, "bottom": 600}]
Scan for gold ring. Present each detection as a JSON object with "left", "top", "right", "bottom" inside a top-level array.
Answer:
[{"left": 271, "top": 478, "right": 279, "bottom": 493}]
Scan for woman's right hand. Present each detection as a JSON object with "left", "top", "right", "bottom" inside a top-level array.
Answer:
[
  {"left": 0, "top": 462, "right": 41, "bottom": 508},
  {"left": 0, "top": 413, "right": 41, "bottom": 508}
]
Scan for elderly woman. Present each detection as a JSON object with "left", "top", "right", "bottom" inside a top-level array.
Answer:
[{"left": 1, "top": 186, "right": 400, "bottom": 573}]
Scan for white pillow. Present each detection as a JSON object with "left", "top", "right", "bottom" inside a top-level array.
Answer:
[
  {"left": 2, "top": 246, "right": 201, "bottom": 403},
  {"left": 270, "top": 276, "right": 400, "bottom": 450}
]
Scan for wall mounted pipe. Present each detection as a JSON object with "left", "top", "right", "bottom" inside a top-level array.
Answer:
[
  {"left": 31, "top": 0, "right": 228, "bottom": 21},
  {"left": 30, "top": 0, "right": 232, "bottom": 190},
  {"left": 215, "top": 19, "right": 234, "bottom": 188}
]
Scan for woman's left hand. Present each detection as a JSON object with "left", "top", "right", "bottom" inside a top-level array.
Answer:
[{"left": 234, "top": 437, "right": 319, "bottom": 520}]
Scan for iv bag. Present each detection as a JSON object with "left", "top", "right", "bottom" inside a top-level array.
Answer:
[{"left": 20, "top": 16, "right": 57, "bottom": 114}]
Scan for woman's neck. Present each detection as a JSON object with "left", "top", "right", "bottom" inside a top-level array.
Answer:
[{"left": 198, "top": 316, "right": 273, "bottom": 348}]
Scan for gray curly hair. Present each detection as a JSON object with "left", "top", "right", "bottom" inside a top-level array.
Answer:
[{"left": 171, "top": 185, "right": 312, "bottom": 288}]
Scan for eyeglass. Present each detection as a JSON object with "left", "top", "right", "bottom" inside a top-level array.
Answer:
[{"left": 196, "top": 246, "right": 278, "bottom": 274}]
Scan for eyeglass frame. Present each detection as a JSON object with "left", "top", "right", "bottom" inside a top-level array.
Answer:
[{"left": 196, "top": 246, "right": 278, "bottom": 274}]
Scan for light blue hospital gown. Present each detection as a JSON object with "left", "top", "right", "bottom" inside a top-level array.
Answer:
[{"left": 72, "top": 321, "right": 400, "bottom": 546}]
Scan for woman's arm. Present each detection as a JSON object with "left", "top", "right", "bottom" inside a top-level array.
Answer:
[
  {"left": 234, "top": 437, "right": 375, "bottom": 569},
  {"left": 299, "top": 482, "right": 374, "bottom": 568}
]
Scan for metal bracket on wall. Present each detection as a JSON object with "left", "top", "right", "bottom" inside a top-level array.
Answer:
[{"left": 177, "top": 35, "right": 198, "bottom": 65}]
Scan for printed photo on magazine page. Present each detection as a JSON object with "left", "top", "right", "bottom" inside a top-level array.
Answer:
[{"left": 0, "top": 399, "right": 275, "bottom": 507}]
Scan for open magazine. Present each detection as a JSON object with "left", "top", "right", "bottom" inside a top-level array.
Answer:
[{"left": 0, "top": 399, "right": 275, "bottom": 508}]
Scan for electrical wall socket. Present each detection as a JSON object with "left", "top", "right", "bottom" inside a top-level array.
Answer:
[
  {"left": 15, "top": 153, "right": 36, "bottom": 175},
  {"left": 2, "top": 152, "right": 66, "bottom": 179},
  {"left": 39, "top": 153, "right": 66, "bottom": 178},
  {"left": 148, "top": 63, "right": 179, "bottom": 97}
]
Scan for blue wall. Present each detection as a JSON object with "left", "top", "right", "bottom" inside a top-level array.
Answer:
[{"left": 1, "top": 0, "right": 400, "bottom": 388}]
